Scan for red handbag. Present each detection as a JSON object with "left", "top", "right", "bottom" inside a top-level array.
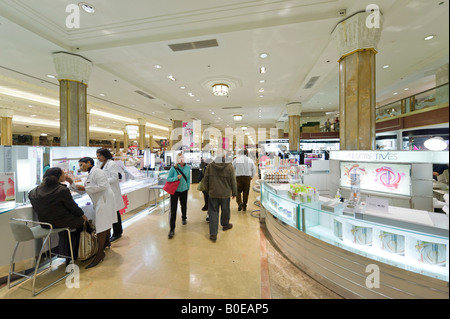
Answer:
[{"left": 163, "top": 180, "right": 180, "bottom": 195}]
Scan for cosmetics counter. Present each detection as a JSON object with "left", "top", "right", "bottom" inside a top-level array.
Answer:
[
  {"left": 261, "top": 150, "right": 449, "bottom": 299},
  {"left": 0, "top": 146, "right": 166, "bottom": 274}
]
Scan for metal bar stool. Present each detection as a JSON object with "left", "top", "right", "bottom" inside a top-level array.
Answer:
[
  {"left": 149, "top": 178, "right": 168, "bottom": 212},
  {"left": 8, "top": 218, "right": 75, "bottom": 297}
]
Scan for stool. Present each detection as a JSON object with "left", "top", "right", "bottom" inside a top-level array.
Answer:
[
  {"left": 149, "top": 178, "right": 168, "bottom": 212},
  {"left": 8, "top": 218, "right": 75, "bottom": 297}
]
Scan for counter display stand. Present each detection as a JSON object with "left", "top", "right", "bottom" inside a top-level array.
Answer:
[{"left": 261, "top": 182, "right": 449, "bottom": 299}]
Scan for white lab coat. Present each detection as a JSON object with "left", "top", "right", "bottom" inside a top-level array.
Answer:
[
  {"left": 102, "top": 159, "right": 125, "bottom": 212},
  {"left": 71, "top": 166, "right": 117, "bottom": 233}
]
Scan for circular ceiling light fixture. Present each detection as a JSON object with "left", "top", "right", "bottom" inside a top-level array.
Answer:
[
  {"left": 259, "top": 53, "right": 269, "bottom": 59},
  {"left": 424, "top": 34, "right": 435, "bottom": 41},
  {"left": 424, "top": 136, "right": 447, "bottom": 151},
  {"left": 212, "top": 83, "right": 229, "bottom": 96},
  {"left": 80, "top": 2, "right": 95, "bottom": 13},
  {"left": 233, "top": 114, "right": 243, "bottom": 121}
]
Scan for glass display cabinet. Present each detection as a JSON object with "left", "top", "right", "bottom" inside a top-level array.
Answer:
[{"left": 261, "top": 181, "right": 449, "bottom": 298}]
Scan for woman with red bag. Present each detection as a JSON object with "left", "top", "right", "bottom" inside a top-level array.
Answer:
[{"left": 167, "top": 153, "right": 191, "bottom": 239}]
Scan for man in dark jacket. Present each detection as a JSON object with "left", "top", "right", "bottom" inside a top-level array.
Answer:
[{"left": 202, "top": 156, "right": 237, "bottom": 242}]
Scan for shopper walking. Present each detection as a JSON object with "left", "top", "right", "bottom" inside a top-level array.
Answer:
[
  {"left": 97, "top": 148, "right": 125, "bottom": 243},
  {"left": 70, "top": 157, "right": 116, "bottom": 269},
  {"left": 203, "top": 156, "right": 237, "bottom": 242},
  {"left": 167, "top": 153, "right": 191, "bottom": 239},
  {"left": 29, "top": 167, "right": 87, "bottom": 263},
  {"left": 232, "top": 149, "right": 256, "bottom": 212}
]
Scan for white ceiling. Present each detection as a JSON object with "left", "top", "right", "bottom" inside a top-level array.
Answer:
[{"left": 0, "top": 0, "right": 448, "bottom": 141}]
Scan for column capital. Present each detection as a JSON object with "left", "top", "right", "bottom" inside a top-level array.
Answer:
[
  {"left": 138, "top": 118, "right": 147, "bottom": 126},
  {"left": 170, "top": 109, "right": 185, "bottom": 121},
  {"left": 276, "top": 121, "right": 285, "bottom": 130},
  {"left": 0, "top": 108, "right": 13, "bottom": 118},
  {"left": 286, "top": 102, "right": 302, "bottom": 116},
  {"left": 53, "top": 51, "right": 93, "bottom": 84},
  {"left": 331, "top": 11, "right": 383, "bottom": 60}
]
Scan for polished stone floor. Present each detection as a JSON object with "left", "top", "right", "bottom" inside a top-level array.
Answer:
[{"left": 0, "top": 184, "right": 341, "bottom": 299}]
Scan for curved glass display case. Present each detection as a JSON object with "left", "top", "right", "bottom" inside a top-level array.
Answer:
[{"left": 261, "top": 182, "right": 449, "bottom": 282}]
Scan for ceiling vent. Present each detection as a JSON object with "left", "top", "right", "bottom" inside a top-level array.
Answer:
[
  {"left": 169, "top": 39, "right": 218, "bottom": 52},
  {"left": 221, "top": 106, "right": 242, "bottom": 110},
  {"left": 303, "top": 76, "right": 320, "bottom": 89},
  {"left": 135, "top": 90, "right": 154, "bottom": 100}
]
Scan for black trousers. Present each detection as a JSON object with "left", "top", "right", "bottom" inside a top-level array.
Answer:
[
  {"left": 111, "top": 211, "right": 123, "bottom": 237},
  {"left": 169, "top": 190, "right": 188, "bottom": 231}
]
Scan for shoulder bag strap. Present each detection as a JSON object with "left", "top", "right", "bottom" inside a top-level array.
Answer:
[{"left": 175, "top": 166, "right": 188, "bottom": 182}]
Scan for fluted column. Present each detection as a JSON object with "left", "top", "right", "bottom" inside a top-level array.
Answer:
[
  {"left": 331, "top": 11, "right": 382, "bottom": 150},
  {"left": 53, "top": 52, "right": 93, "bottom": 146},
  {"left": 0, "top": 108, "right": 13, "bottom": 145},
  {"left": 286, "top": 102, "right": 302, "bottom": 152}
]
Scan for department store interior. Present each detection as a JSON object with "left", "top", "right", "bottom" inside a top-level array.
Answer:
[{"left": 0, "top": 0, "right": 449, "bottom": 302}]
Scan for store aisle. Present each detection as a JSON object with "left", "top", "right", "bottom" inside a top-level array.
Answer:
[{"left": 0, "top": 184, "right": 341, "bottom": 299}]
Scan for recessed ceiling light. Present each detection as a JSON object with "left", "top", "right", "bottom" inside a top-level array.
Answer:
[
  {"left": 259, "top": 80, "right": 265, "bottom": 83},
  {"left": 259, "top": 95, "right": 264, "bottom": 98},
  {"left": 259, "top": 53, "right": 269, "bottom": 59},
  {"left": 154, "top": 64, "right": 162, "bottom": 69},
  {"left": 383, "top": 64, "right": 390, "bottom": 69},
  {"left": 99, "top": 93, "right": 105, "bottom": 96},
  {"left": 188, "top": 92, "right": 194, "bottom": 97},
  {"left": 259, "top": 88, "right": 264, "bottom": 93},
  {"left": 393, "top": 92, "right": 398, "bottom": 95},
  {"left": 168, "top": 75, "right": 176, "bottom": 81},
  {"left": 80, "top": 3, "right": 95, "bottom": 14},
  {"left": 404, "top": 88, "right": 409, "bottom": 91},
  {"left": 260, "top": 67, "right": 266, "bottom": 74},
  {"left": 424, "top": 34, "right": 435, "bottom": 41},
  {"left": 46, "top": 74, "right": 56, "bottom": 79},
  {"left": 180, "top": 86, "right": 186, "bottom": 89}
]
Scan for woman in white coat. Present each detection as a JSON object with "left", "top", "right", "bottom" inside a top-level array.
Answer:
[
  {"left": 96, "top": 148, "right": 125, "bottom": 242},
  {"left": 70, "top": 157, "right": 116, "bottom": 269}
]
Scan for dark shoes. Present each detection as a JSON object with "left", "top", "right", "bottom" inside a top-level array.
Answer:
[
  {"left": 168, "top": 230, "right": 175, "bottom": 239},
  {"left": 210, "top": 234, "right": 217, "bottom": 242},
  {"left": 238, "top": 204, "right": 247, "bottom": 211},
  {"left": 201, "top": 206, "right": 208, "bottom": 211},
  {"left": 222, "top": 223, "right": 233, "bottom": 231},
  {"left": 109, "top": 235, "right": 121, "bottom": 242},
  {"left": 85, "top": 252, "right": 105, "bottom": 269},
  {"left": 182, "top": 219, "right": 187, "bottom": 225}
]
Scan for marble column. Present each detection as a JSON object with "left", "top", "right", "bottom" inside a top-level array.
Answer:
[
  {"left": 170, "top": 109, "right": 184, "bottom": 150},
  {"left": 276, "top": 121, "right": 285, "bottom": 139},
  {"left": 123, "top": 129, "right": 129, "bottom": 151},
  {"left": 115, "top": 139, "right": 121, "bottom": 153},
  {"left": 332, "top": 11, "right": 382, "bottom": 150},
  {"left": 0, "top": 108, "right": 13, "bottom": 145},
  {"left": 286, "top": 102, "right": 302, "bottom": 152},
  {"left": 53, "top": 52, "right": 93, "bottom": 147},
  {"left": 31, "top": 131, "right": 41, "bottom": 146},
  {"left": 138, "top": 118, "right": 146, "bottom": 149}
]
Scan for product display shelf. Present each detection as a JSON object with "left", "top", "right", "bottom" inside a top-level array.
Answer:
[
  {"left": 261, "top": 182, "right": 299, "bottom": 228},
  {"left": 300, "top": 201, "right": 449, "bottom": 282}
]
